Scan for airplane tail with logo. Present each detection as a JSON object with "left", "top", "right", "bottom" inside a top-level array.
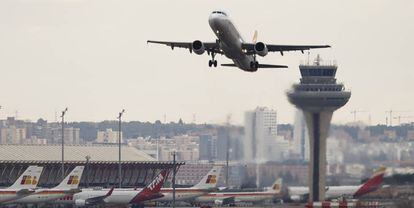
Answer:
[
  {"left": 53, "top": 166, "right": 84, "bottom": 190},
  {"left": 193, "top": 166, "right": 222, "bottom": 190},
  {"left": 267, "top": 178, "right": 283, "bottom": 194},
  {"left": 353, "top": 167, "right": 386, "bottom": 197},
  {"left": 130, "top": 169, "right": 169, "bottom": 203},
  {"left": 8, "top": 166, "right": 43, "bottom": 190}
]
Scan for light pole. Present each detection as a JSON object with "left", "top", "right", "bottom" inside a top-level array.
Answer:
[
  {"left": 61, "top": 107, "right": 68, "bottom": 180},
  {"left": 171, "top": 151, "right": 176, "bottom": 208},
  {"left": 85, "top": 155, "right": 91, "bottom": 187},
  {"left": 117, "top": 109, "right": 125, "bottom": 188}
]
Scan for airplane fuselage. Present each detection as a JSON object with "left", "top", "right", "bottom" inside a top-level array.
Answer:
[
  {"left": 0, "top": 190, "right": 31, "bottom": 203},
  {"left": 153, "top": 188, "right": 208, "bottom": 202},
  {"left": 195, "top": 191, "right": 276, "bottom": 204},
  {"left": 208, "top": 12, "right": 256, "bottom": 71},
  {"left": 288, "top": 185, "right": 362, "bottom": 201},
  {"left": 8, "top": 189, "right": 70, "bottom": 204},
  {"left": 55, "top": 188, "right": 141, "bottom": 205}
]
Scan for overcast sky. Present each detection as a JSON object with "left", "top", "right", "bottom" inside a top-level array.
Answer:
[{"left": 0, "top": 0, "right": 413, "bottom": 125}]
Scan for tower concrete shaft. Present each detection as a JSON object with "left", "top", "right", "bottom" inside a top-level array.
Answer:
[
  {"left": 303, "top": 111, "right": 332, "bottom": 202},
  {"left": 287, "top": 55, "right": 351, "bottom": 202}
]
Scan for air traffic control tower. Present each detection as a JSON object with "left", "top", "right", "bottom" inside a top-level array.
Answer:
[{"left": 287, "top": 55, "right": 351, "bottom": 202}]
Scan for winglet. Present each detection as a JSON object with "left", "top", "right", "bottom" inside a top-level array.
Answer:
[{"left": 105, "top": 187, "right": 114, "bottom": 197}]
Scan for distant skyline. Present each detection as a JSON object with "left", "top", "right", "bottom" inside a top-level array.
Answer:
[{"left": 0, "top": 0, "right": 413, "bottom": 125}]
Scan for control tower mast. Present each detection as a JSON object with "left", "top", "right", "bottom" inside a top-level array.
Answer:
[{"left": 287, "top": 55, "right": 351, "bottom": 202}]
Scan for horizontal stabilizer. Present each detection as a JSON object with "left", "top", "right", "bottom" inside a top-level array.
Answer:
[{"left": 221, "top": 63, "right": 288, "bottom": 69}]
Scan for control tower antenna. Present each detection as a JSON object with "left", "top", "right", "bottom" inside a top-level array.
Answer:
[{"left": 287, "top": 56, "right": 351, "bottom": 202}]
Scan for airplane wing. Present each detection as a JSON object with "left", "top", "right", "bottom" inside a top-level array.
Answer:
[
  {"left": 85, "top": 187, "right": 114, "bottom": 206},
  {"left": 16, "top": 189, "right": 35, "bottom": 195},
  {"left": 241, "top": 43, "right": 330, "bottom": 55},
  {"left": 147, "top": 40, "right": 223, "bottom": 54}
]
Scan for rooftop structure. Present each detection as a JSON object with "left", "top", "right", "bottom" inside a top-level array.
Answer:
[{"left": 0, "top": 144, "right": 154, "bottom": 162}]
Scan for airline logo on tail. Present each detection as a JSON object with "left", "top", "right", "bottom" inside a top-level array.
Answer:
[
  {"left": 354, "top": 167, "right": 386, "bottom": 197},
  {"left": 53, "top": 166, "right": 84, "bottom": 190},
  {"left": 130, "top": 169, "right": 169, "bottom": 203},
  {"left": 148, "top": 171, "right": 166, "bottom": 191},
  {"left": 67, "top": 175, "right": 80, "bottom": 185},
  {"left": 269, "top": 178, "right": 282, "bottom": 194},
  {"left": 20, "top": 176, "right": 38, "bottom": 185},
  {"left": 9, "top": 166, "right": 43, "bottom": 190},
  {"left": 206, "top": 175, "right": 217, "bottom": 184},
  {"left": 193, "top": 166, "right": 222, "bottom": 189}
]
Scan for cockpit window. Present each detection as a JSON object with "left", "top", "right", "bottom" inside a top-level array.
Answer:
[{"left": 212, "top": 11, "right": 227, "bottom": 16}]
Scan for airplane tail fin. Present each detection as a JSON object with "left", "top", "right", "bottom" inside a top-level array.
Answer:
[
  {"left": 53, "top": 166, "right": 84, "bottom": 190},
  {"left": 267, "top": 178, "right": 283, "bottom": 194},
  {"left": 221, "top": 63, "right": 288, "bottom": 69},
  {"left": 193, "top": 166, "right": 222, "bottom": 190},
  {"left": 353, "top": 167, "right": 386, "bottom": 197},
  {"left": 8, "top": 166, "right": 43, "bottom": 190},
  {"left": 130, "top": 169, "right": 169, "bottom": 203},
  {"left": 252, "top": 30, "right": 258, "bottom": 43}
]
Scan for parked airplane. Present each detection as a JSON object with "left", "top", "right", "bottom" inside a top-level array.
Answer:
[
  {"left": 147, "top": 11, "right": 330, "bottom": 72},
  {"left": 288, "top": 167, "right": 387, "bottom": 202},
  {"left": 0, "top": 166, "right": 43, "bottom": 203},
  {"left": 194, "top": 178, "right": 282, "bottom": 206},
  {"left": 153, "top": 166, "right": 222, "bottom": 203},
  {"left": 7, "top": 166, "right": 84, "bottom": 205},
  {"left": 55, "top": 169, "right": 169, "bottom": 206}
]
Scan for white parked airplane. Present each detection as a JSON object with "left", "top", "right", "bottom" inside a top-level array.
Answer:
[
  {"left": 7, "top": 166, "right": 84, "bottom": 205},
  {"left": 153, "top": 166, "right": 222, "bottom": 203},
  {"left": 55, "top": 169, "right": 169, "bottom": 206},
  {"left": 288, "top": 167, "right": 387, "bottom": 202},
  {"left": 194, "top": 178, "right": 282, "bottom": 206},
  {"left": 148, "top": 11, "right": 330, "bottom": 72},
  {"left": 0, "top": 166, "right": 43, "bottom": 203}
]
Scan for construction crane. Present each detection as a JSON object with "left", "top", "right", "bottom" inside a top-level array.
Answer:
[
  {"left": 386, "top": 110, "right": 412, "bottom": 126},
  {"left": 393, "top": 115, "right": 414, "bottom": 125},
  {"left": 350, "top": 110, "right": 368, "bottom": 122}
]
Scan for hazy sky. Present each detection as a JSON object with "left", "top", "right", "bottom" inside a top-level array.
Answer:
[{"left": 0, "top": 0, "right": 413, "bottom": 125}]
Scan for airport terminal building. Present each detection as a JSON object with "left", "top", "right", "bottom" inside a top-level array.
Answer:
[{"left": 0, "top": 144, "right": 182, "bottom": 188}]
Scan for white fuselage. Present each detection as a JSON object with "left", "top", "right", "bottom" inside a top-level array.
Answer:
[
  {"left": 208, "top": 13, "right": 255, "bottom": 71},
  {"left": 55, "top": 188, "right": 142, "bottom": 205},
  {"left": 8, "top": 189, "right": 70, "bottom": 204},
  {"left": 152, "top": 188, "right": 209, "bottom": 202},
  {"left": 288, "top": 185, "right": 362, "bottom": 201},
  {"left": 195, "top": 191, "right": 276, "bottom": 204},
  {"left": 0, "top": 190, "right": 32, "bottom": 203}
]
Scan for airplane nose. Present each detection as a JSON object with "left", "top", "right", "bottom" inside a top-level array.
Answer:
[{"left": 208, "top": 13, "right": 222, "bottom": 28}]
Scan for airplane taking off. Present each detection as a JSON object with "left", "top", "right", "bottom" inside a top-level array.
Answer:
[
  {"left": 193, "top": 178, "right": 282, "bottom": 206},
  {"left": 0, "top": 166, "right": 43, "bottom": 204},
  {"left": 7, "top": 166, "right": 84, "bottom": 205},
  {"left": 148, "top": 11, "right": 330, "bottom": 72},
  {"left": 288, "top": 167, "right": 387, "bottom": 202}
]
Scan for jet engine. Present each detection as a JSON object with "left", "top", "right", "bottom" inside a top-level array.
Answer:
[
  {"left": 254, "top": 42, "right": 268, "bottom": 57},
  {"left": 192, "top": 40, "right": 205, "bottom": 55},
  {"left": 75, "top": 199, "right": 86, "bottom": 206},
  {"left": 214, "top": 199, "right": 224, "bottom": 205}
]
